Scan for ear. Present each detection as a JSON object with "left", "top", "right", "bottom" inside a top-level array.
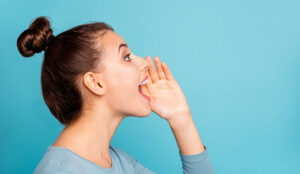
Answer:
[{"left": 83, "top": 72, "right": 105, "bottom": 96}]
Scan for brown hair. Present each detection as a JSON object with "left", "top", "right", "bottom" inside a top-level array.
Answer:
[{"left": 17, "top": 16, "right": 114, "bottom": 125}]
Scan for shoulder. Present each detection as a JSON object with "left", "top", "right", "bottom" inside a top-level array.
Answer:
[
  {"left": 33, "top": 146, "right": 65, "bottom": 174},
  {"left": 33, "top": 146, "right": 85, "bottom": 174}
]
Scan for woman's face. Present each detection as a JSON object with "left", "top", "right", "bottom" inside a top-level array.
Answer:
[{"left": 99, "top": 31, "right": 151, "bottom": 117}]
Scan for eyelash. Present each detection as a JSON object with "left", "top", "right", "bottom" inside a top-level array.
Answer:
[{"left": 124, "top": 53, "right": 132, "bottom": 62}]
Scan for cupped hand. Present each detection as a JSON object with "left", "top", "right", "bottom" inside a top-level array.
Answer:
[{"left": 140, "top": 56, "right": 191, "bottom": 122}]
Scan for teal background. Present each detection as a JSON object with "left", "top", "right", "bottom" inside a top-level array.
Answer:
[{"left": 1, "top": 0, "right": 299, "bottom": 173}]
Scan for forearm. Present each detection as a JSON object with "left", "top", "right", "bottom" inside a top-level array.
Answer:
[{"left": 167, "top": 112, "right": 205, "bottom": 155}]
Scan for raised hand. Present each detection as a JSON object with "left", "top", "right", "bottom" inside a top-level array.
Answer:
[
  {"left": 140, "top": 56, "right": 191, "bottom": 122},
  {"left": 141, "top": 56, "right": 207, "bottom": 157}
]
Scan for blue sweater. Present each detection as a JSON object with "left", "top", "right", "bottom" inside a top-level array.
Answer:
[{"left": 34, "top": 145, "right": 214, "bottom": 174}]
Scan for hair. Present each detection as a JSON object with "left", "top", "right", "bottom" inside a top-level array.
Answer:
[{"left": 17, "top": 16, "right": 114, "bottom": 125}]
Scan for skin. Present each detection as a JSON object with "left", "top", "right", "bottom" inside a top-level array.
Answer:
[{"left": 52, "top": 30, "right": 205, "bottom": 169}]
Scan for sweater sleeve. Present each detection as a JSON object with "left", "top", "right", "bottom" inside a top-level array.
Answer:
[
  {"left": 113, "top": 145, "right": 213, "bottom": 174},
  {"left": 179, "top": 145, "right": 215, "bottom": 174}
]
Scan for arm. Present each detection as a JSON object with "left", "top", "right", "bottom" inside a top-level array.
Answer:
[
  {"left": 168, "top": 112, "right": 215, "bottom": 174},
  {"left": 167, "top": 112, "right": 205, "bottom": 155},
  {"left": 144, "top": 56, "right": 214, "bottom": 173}
]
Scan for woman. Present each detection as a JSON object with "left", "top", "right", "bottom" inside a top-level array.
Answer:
[{"left": 17, "top": 16, "right": 214, "bottom": 174}]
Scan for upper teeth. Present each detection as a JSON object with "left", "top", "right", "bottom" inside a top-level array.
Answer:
[{"left": 140, "top": 79, "right": 149, "bottom": 85}]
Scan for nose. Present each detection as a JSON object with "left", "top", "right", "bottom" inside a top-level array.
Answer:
[{"left": 136, "top": 55, "right": 149, "bottom": 73}]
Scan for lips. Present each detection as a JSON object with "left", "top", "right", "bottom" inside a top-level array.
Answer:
[
  {"left": 140, "top": 76, "right": 148, "bottom": 84},
  {"left": 138, "top": 75, "right": 148, "bottom": 90},
  {"left": 139, "top": 88, "right": 151, "bottom": 102},
  {"left": 138, "top": 75, "right": 151, "bottom": 102}
]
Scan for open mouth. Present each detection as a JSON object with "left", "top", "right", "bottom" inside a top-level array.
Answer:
[{"left": 138, "top": 79, "right": 151, "bottom": 102}]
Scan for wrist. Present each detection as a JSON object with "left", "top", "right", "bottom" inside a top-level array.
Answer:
[
  {"left": 167, "top": 111, "right": 193, "bottom": 131},
  {"left": 167, "top": 112, "right": 206, "bottom": 155}
]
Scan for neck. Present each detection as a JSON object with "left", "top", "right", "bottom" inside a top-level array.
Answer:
[{"left": 52, "top": 102, "right": 125, "bottom": 165}]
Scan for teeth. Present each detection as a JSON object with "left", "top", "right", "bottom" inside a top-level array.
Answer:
[{"left": 140, "top": 79, "right": 149, "bottom": 85}]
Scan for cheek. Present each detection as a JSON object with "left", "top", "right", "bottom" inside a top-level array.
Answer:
[
  {"left": 106, "top": 67, "right": 139, "bottom": 105},
  {"left": 111, "top": 68, "right": 138, "bottom": 91}
]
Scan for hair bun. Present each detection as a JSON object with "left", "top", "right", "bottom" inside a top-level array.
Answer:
[{"left": 17, "top": 16, "right": 54, "bottom": 57}]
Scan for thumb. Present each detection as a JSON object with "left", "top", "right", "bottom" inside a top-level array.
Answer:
[
  {"left": 140, "top": 85, "right": 153, "bottom": 102},
  {"left": 141, "top": 85, "right": 158, "bottom": 114}
]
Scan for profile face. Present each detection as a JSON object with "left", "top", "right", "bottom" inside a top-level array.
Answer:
[{"left": 99, "top": 30, "right": 151, "bottom": 117}]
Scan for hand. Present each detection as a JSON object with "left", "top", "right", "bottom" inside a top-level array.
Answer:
[{"left": 140, "top": 56, "right": 191, "bottom": 122}]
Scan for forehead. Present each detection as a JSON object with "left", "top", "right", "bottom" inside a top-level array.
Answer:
[{"left": 100, "top": 31, "right": 127, "bottom": 56}]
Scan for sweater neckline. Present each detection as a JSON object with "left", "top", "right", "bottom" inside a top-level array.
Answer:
[{"left": 47, "top": 145, "right": 116, "bottom": 172}]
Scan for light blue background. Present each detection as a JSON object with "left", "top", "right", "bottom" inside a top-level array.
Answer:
[{"left": 1, "top": 0, "right": 299, "bottom": 173}]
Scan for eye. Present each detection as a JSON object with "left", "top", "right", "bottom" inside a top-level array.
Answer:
[{"left": 124, "top": 53, "right": 132, "bottom": 62}]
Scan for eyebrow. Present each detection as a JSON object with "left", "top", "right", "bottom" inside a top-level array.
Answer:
[{"left": 118, "top": 43, "right": 128, "bottom": 54}]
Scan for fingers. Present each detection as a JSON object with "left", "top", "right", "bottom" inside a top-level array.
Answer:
[
  {"left": 154, "top": 56, "right": 166, "bottom": 80},
  {"left": 145, "top": 70, "right": 152, "bottom": 88},
  {"left": 146, "top": 55, "right": 173, "bottom": 83},
  {"left": 146, "top": 56, "right": 159, "bottom": 83},
  {"left": 161, "top": 62, "right": 175, "bottom": 81},
  {"left": 140, "top": 84, "right": 151, "bottom": 98}
]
